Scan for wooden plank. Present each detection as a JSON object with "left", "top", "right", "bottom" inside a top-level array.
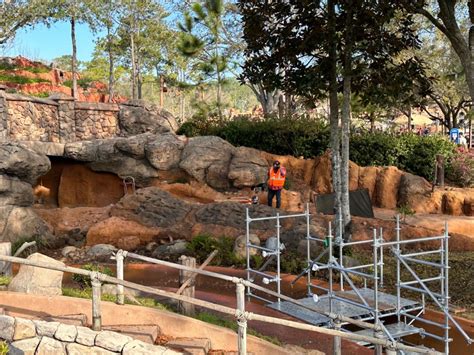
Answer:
[{"left": 176, "top": 250, "right": 218, "bottom": 295}]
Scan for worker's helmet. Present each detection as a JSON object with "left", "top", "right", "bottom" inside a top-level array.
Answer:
[{"left": 273, "top": 160, "right": 280, "bottom": 168}]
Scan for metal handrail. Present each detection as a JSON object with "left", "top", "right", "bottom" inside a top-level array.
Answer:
[{"left": 0, "top": 254, "right": 442, "bottom": 355}]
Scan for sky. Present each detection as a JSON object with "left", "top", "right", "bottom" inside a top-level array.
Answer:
[{"left": 1, "top": 21, "right": 99, "bottom": 64}]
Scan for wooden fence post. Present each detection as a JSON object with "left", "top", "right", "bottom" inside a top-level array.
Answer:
[
  {"left": 178, "top": 256, "right": 196, "bottom": 316},
  {"left": 236, "top": 283, "right": 247, "bottom": 355},
  {"left": 91, "top": 278, "right": 102, "bottom": 331},
  {"left": 0, "top": 242, "right": 12, "bottom": 276},
  {"left": 436, "top": 154, "right": 445, "bottom": 187}
]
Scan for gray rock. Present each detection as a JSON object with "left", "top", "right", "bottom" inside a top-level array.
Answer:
[
  {"left": 66, "top": 343, "right": 116, "bottom": 355},
  {"left": 13, "top": 318, "right": 36, "bottom": 340},
  {"left": 115, "top": 133, "right": 154, "bottom": 159},
  {"left": 119, "top": 102, "right": 178, "bottom": 135},
  {"left": 152, "top": 240, "right": 188, "bottom": 259},
  {"left": 8, "top": 253, "right": 64, "bottom": 296},
  {"left": 16, "top": 141, "right": 65, "bottom": 157},
  {"left": 228, "top": 147, "right": 268, "bottom": 188},
  {"left": 54, "top": 323, "right": 77, "bottom": 342},
  {"left": 0, "top": 315, "right": 15, "bottom": 341},
  {"left": 9, "top": 337, "right": 41, "bottom": 355},
  {"left": 111, "top": 188, "right": 192, "bottom": 229},
  {"left": 61, "top": 246, "right": 77, "bottom": 257},
  {"left": 33, "top": 320, "right": 60, "bottom": 337},
  {"left": 0, "top": 206, "right": 54, "bottom": 246},
  {"left": 122, "top": 339, "right": 173, "bottom": 355},
  {"left": 75, "top": 326, "right": 98, "bottom": 346},
  {"left": 0, "top": 143, "right": 50, "bottom": 184},
  {"left": 64, "top": 141, "right": 99, "bottom": 161},
  {"left": 36, "top": 336, "right": 66, "bottom": 355},
  {"left": 0, "top": 176, "right": 34, "bottom": 206},
  {"left": 145, "top": 133, "right": 185, "bottom": 170},
  {"left": 179, "top": 136, "right": 235, "bottom": 189},
  {"left": 95, "top": 330, "right": 132, "bottom": 352},
  {"left": 234, "top": 234, "right": 260, "bottom": 259},
  {"left": 86, "top": 244, "right": 117, "bottom": 259}
]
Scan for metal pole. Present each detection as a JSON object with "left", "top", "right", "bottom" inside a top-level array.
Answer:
[
  {"left": 306, "top": 204, "right": 312, "bottom": 297},
  {"left": 116, "top": 250, "right": 125, "bottom": 305},
  {"left": 444, "top": 221, "right": 450, "bottom": 355},
  {"left": 246, "top": 208, "right": 251, "bottom": 298},
  {"left": 91, "top": 278, "right": 102, "bottom": 331},
  {"left": 276, "top": 212, "right": 281, "bottom": 304},
  {"left": 333, "top": 317, "right": 342, "bottom": 355},
  {"left": 396, "top": 214, "right": 401, "bottom": 323},
  {"left": 379, "top": 227, "right": 384, "bottom": 288},
  {"left": 373, "top": 228, "right": 382, "bottom": 355},
  {"left": 236, "top": 283, "right": 247, "bottom": 355},
  {"left": 339, "top": 240, "right": 344, "bottom": 291},
  {"left": 328, "top": 222, "right": 334, "bottom": 314}
]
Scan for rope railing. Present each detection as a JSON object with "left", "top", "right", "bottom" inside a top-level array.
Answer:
[{"left": 0, "top": 254, "right": 442, "bottom": 355}]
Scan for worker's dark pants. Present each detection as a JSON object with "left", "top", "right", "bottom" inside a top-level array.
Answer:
[{"left": 267, "top": 189, "right": 282, "bottom": 208}]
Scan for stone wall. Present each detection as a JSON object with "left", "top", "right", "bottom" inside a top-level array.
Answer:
[
  {"left": 6, "top": 96, "right": 60, "bottom": 143},
  {"left": 75, "top": 102, "right": 120, "bottom": 140},
  {"left": 0, "top": 315, "right": 178, "bottom": 355},
  {"left": 0, "top": 87, "right": 177, "bottom": 145}
]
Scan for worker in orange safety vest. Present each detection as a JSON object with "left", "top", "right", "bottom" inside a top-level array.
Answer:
[{"left": 267, "top": 160, "right": 286, "bottom": 208}]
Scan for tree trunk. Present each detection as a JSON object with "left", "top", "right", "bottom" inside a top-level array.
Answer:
[
  {"left": 340, "top": 0, "right": 353, "bottom": 242},
  {"left": 215, "top": 31, "right": 223, "bottom": 120},
  {"left": 130, "top": 31, "right": 137, "bottom": 100},
  {"left": 328, "top": 0, "right": 342, "bottom": 237},
  {"left": 70, "top": 17, "right": 78, "bottom": 100},
  {"left": 407, "top": 106, "right": 412, "bottom": 132},
  {"left": 107, "top": 26, "right": 115, "bottom": 102}
]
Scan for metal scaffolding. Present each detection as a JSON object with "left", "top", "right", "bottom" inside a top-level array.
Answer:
[{"left": 245, "top": 205, "right": 473, "bottom": 354}]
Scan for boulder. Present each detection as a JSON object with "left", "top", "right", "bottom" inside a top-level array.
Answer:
[
  {"left": 9, "top": 337, "right": 41, "bottom": 355},
  {"left": 234, "top": 234, "right": 260, "bottom": 258},
  {"left": 66, "top": 343, "right": 116, "bottom": 355},
  {"left": 398, "top": 173, "right": 440, "bottom": 214},
  {"left": 122, "top": 340, "right": 174, "bottom": 355},
  {"left": 442, "top": 191, "right": 465, "bottom": 216},
  {"left": 358, "top": 166, "right": 380, "bottom": 203},
  {"left": 54, "top": 324, "right": 77, "bottom": 342},
  {"left": 179, "top": 136, "right": 235, "bottom": 189},
  {"left": 85, "top": 244, "right": 117, "bottom": 260},
  {"left": 0, "top": 315, "right": 15, "bottom": 341},
  {"left": 312, "top": 152, "right": 333, "bottom": 194},
  {"left": 75, "top": 326, "right": 98, "bottom": 347},
  {"left": 145, "top": 133, "right": 185, "bottom": 170},
  {"left": 33, "top": 320, "right": 60, "bottom": 337},
  {"left": 0, "top": 175, "right": 34, "bottom": 206},
  {"left": 0, "top": 206, "right": 53, "bottom": 246},
  {"left": 95, "top": 330, "right": 132, "bottom": 352},
  {"left": 8, "top": 253, "right": 64, "bottom": 296},
  {"left": 228, "top": 147, "right": 268, "bottom": 188},
  {"left": 64, "top": 141, "right": 99, "bottom": 161},
  {"left": 36, "top": 336, "right": 66, "bottom": 355},
  {"left": 86, "top": 217, "right": 160, "bottom": 248},
  {"left": 114, "top": 133, "right": 154, "bottom": 159},
  {"left": 257, "top": 189, "right": 304, "bottom": 211},
  {"left": 13, "top": 318, "right": 36, "bottom": 340},
  {"left": 375, "top": 166, "right": 403, "bottom": 209},
  {"left": 111, "top": 188, "right": 192, "bottom": 229},
  {"left": 0, "top": 143, "right": 50, "bottom": 184},
  {"left": 119, "top": 101, "right": 178, "bottom": 135},
  {"left": 349, "top": 161, "right": 360, "bottom": 191},
  {"left": 151, "top": 240, "right": 188, "bottom": 259}
]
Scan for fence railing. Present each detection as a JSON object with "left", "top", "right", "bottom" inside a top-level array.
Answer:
[{"left": 0, "top": 253, "right": 443, "bottom": 355}]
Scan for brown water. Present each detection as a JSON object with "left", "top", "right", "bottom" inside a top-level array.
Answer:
[{"left": 66, "top": 263, "right": 474, "bottom": 354}]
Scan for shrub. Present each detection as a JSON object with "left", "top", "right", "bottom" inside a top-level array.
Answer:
[
  {"left": 0, "top": 341, "right": 8, "bottom": 355},
  {"left": 446, "top": 147, "right": 474, "bottom": 187},
  {"left": 178, "top": 116, "right": 459, "bottom": 183},
  {"left": 0, "top": 73, "right": 50, "bottom": 84},
  {"left": 72, "top": 264, "right": 114, "bottom": 288},
  {"left": 186, "top": 235, "right": 243, "bottom": 266}
]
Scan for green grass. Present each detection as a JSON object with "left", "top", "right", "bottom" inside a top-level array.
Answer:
[
  {"left": 25, "top": 91, "right": 50, "bottom": 98},
  {"left": 194, "top": 312, "right": 282, "bottom": 346},
  {"left": 0, "top": 63, "right": 50, "bottom": 73},
  {"left": 0, "top": 341, "right": 8, "bottom": 355},
  {"left": 0, "top": 73, "right": 50, "bottom": 85},
  {"left": 62, "top": 287, "right": 170, "bottom": 311}
]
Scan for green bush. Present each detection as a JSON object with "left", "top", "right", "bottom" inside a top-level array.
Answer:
[
  {"left": 186, "top": 235, "right": 243, "bottom": 266},
  {"left": 0, "top": 341, "right": 8, "bottom": 355},
  {"left": 179, "top": 116, "right": 459, "bottom": 183},
  {"left": 72, "top": 264, "right": 114, "bottom": 288},
  {"left": 0, "top": 73, "right": 50, "bottom": 84}
]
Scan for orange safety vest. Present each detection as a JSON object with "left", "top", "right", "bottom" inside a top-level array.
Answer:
[{"left": 268, "top": 167, "right": 286, "bottom": 189}]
